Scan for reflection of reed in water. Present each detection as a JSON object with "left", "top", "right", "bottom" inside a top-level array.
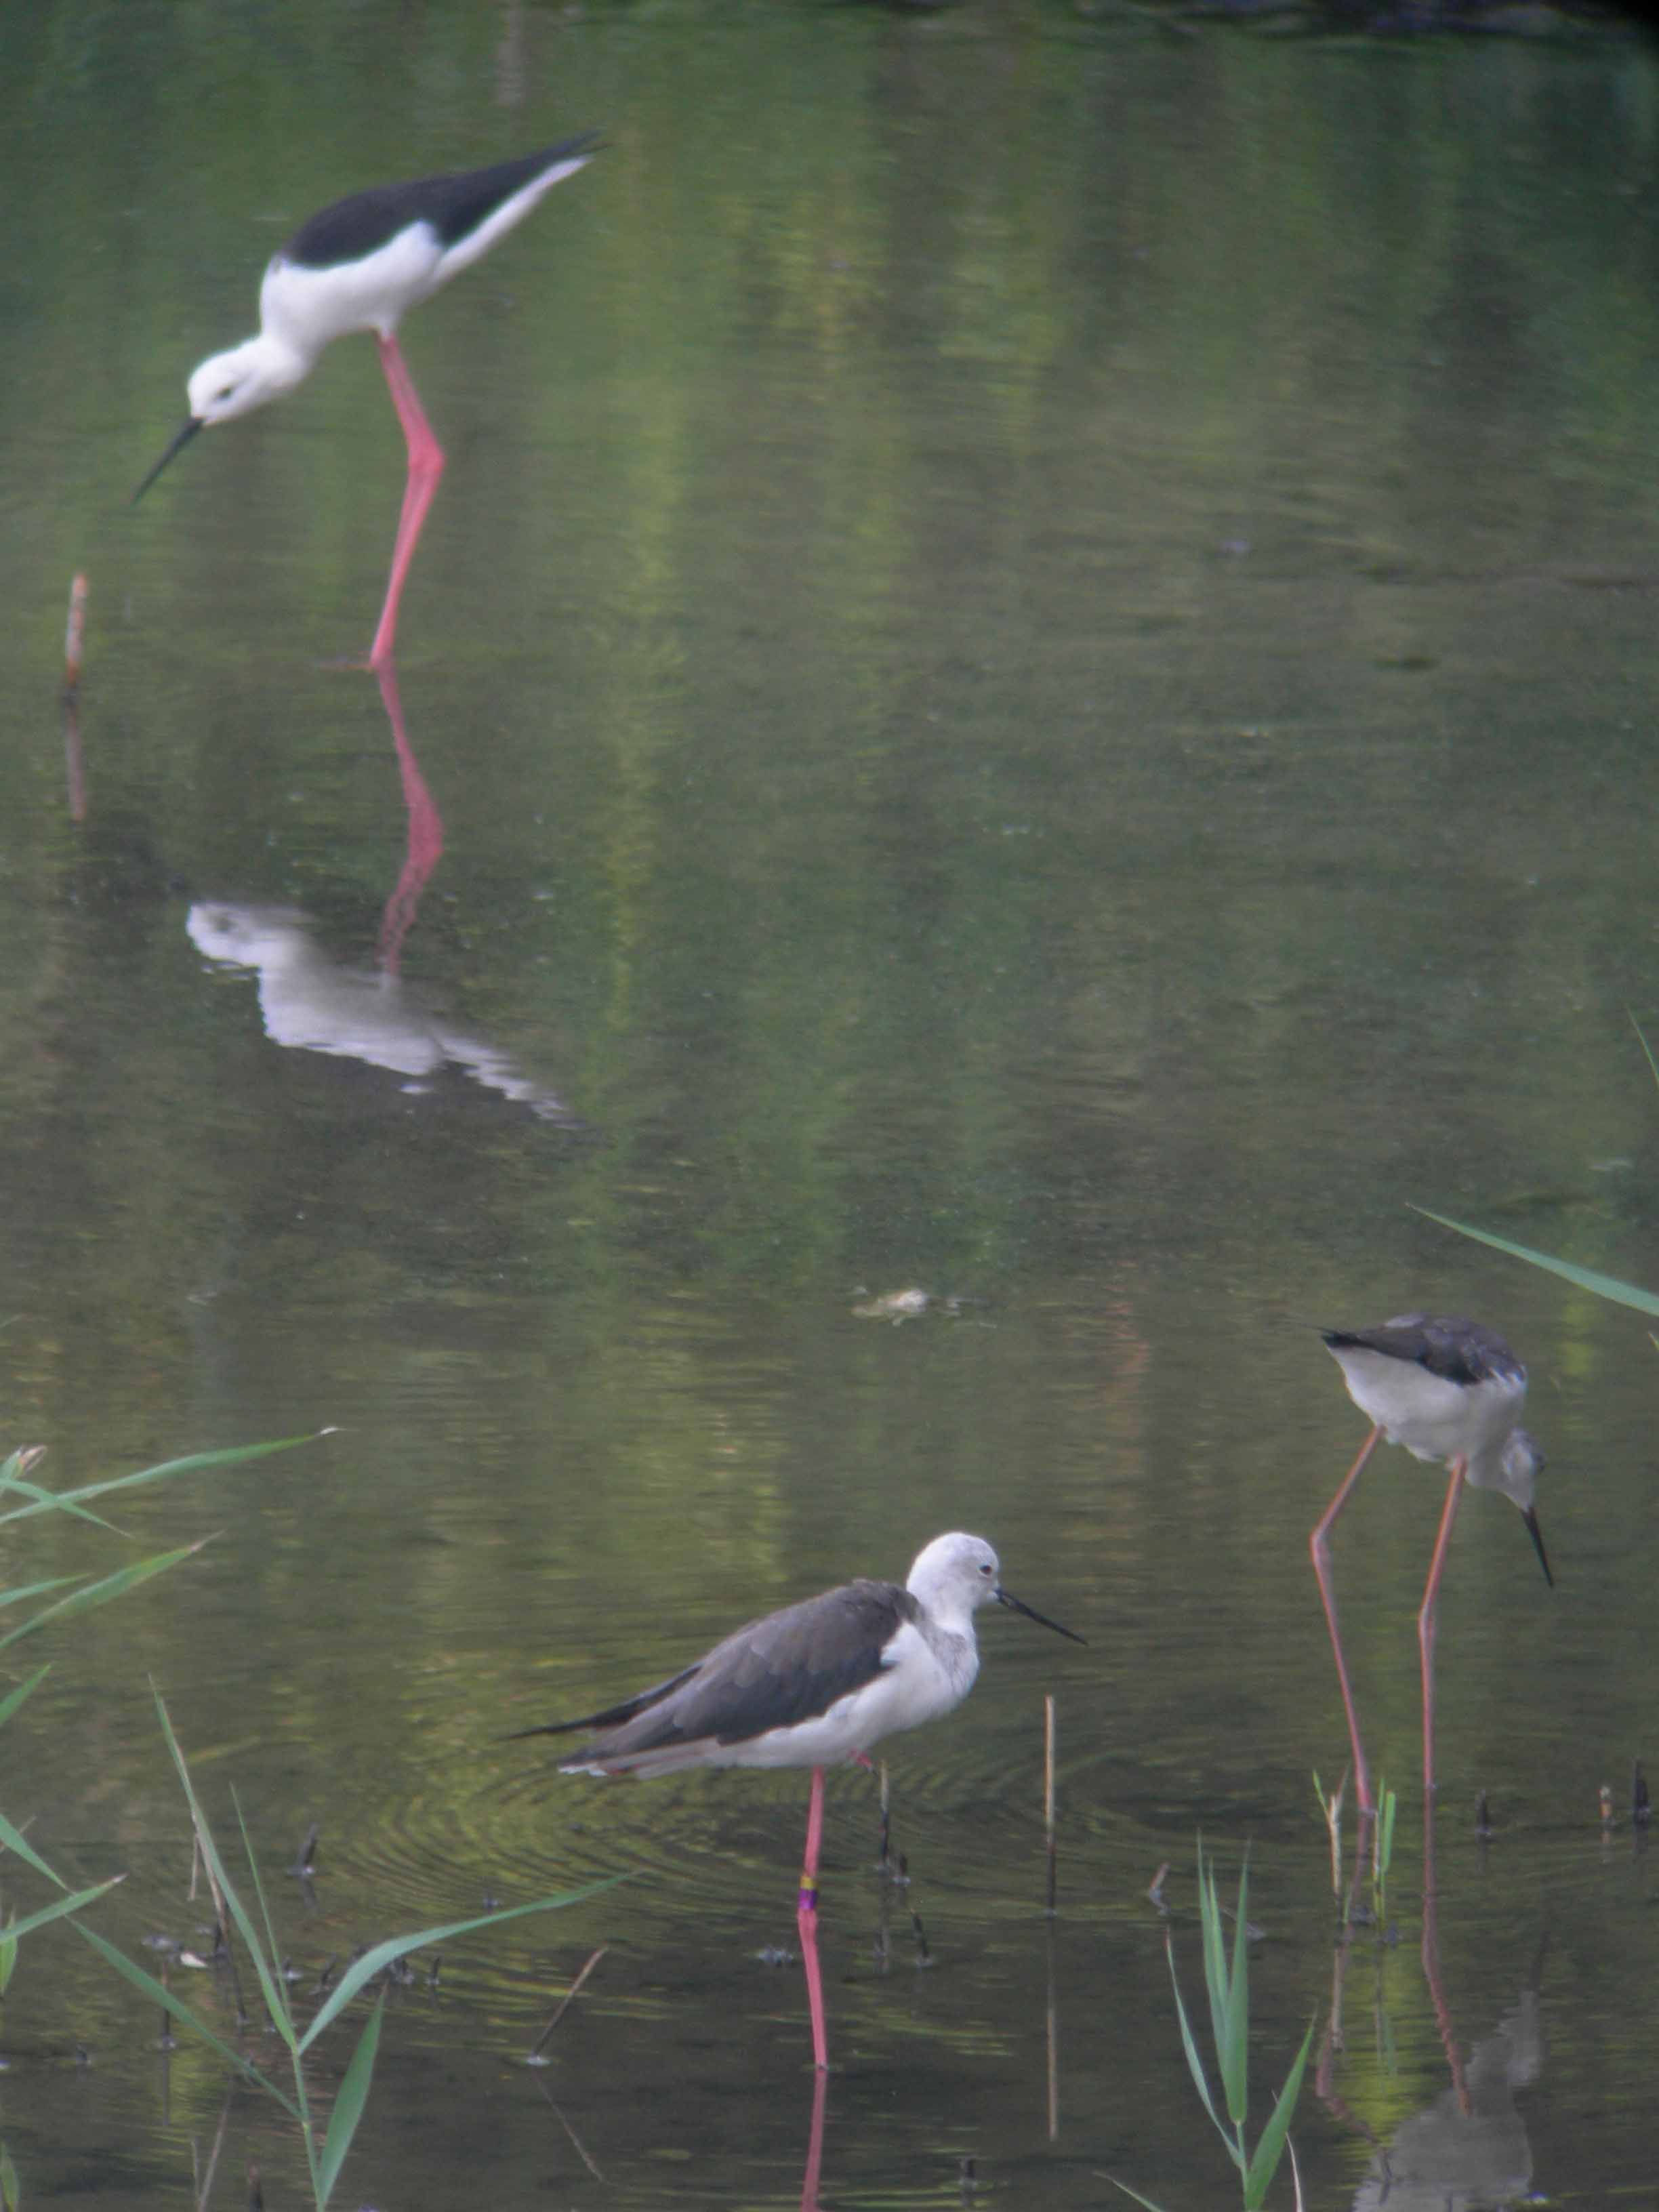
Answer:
[{"left": 187, "top": 901, "right": 580, "bottom": 1124}]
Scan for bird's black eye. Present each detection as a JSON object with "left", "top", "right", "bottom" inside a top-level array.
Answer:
[{"left": 979, "top": 1561, "right": 993, "bottom": 1576}]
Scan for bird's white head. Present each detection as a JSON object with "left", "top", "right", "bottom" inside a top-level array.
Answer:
[
  {"left": 186, "top": 334, "right": 310, "bottom": 426},
  {"left": 1483, "top": 1429, "right": 1553, "bottom": 1589},
  {"left": 906, "top": 1532, "right": 1002, "bottom": 1620},
  {"left": 905, "top": 1533, "right": 1084, "bottom": 1644},
  {"left": 1494, "top": 1427, "right": 1544, "bottom": 1511},
  {"left": 134, "top": 333, "right": 313, "bottom": 506}
]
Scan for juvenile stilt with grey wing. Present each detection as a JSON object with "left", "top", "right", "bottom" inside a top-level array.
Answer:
[{"left": 513, "top": 1532, "right": 1084, "bottom": 2070}]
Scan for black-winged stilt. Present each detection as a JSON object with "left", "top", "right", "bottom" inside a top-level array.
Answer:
[
  {"left": 1311, "top": 1313, "right": 1552, "bottom": 1814},
  {"left": 134, "top": 136, "right": 599, "bottom": 667},
  {"left": 514, "top": 1531, "right": 1084, "bottom": 2071}
]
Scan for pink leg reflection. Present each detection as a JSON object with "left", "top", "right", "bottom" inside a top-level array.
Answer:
[{"left": 372, "top": 660, "right": 445, "bottom": 975}]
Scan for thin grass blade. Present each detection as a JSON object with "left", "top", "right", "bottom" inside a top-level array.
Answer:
[
  {"left": 1629, "top": 1009, "right": 1659, "bottom": 1092},
  {"left": 1163, "top": 1930, "right": 1236, "bottom": 2161},
  {"left": 1221, "top": 1858, "right": 1251, "bottom": 2129},
  {"left": 72, "top": 1922, "right": 298, "bottom": 2114},
  {"left": 1377, "top": 1788, "right": 1397, "bottom": 1884},
  {"left": 1412, "top": 1208, "right": 1659, "bottom": 1317},
  {"left": 230, "top": 1788, "right": 293, "bottom": 2039},
  {"left": 0, "top": 1433, "right": 323, "bottom": 1528},
  {"left": 0, "top": 1806, "right": 73, "bottom": 1890},
  {"left": 0, "top": 1471, "right": 125, "bottom": 1535},
  {"left": 152, "top": 1689, "right": 295, "bottom": 2048},
  {"left": 0, "top": 1544, "right": 212, "bottom": 1654},
  {"left": 299, "top": 1881, "right": 625, "bottom": 2053},
  {"left": 0, "top": 1576, "right": 85, "bottom": 1614},
  {"left": 0, "top": 2139, "right": 16, "bottom": 2212},
  {"left": 1101, "top": 2175, "right": 1172, "bottom": 2211},
  {"left": 0, "top": 1662, "right": 52, "bottom": 1729},
  {"left": 0, "top": 1876, "right": 125, "bottom": 1940},
  {"left": 1242, "top": 2017, "right": 1316, "bottom": 2210},
  {"left": 316, "top": 1994, "right": 384, "bottom": 2205},
  {"left": 1197, "top": 1848, "right": 1233, "bottom": 2092}
]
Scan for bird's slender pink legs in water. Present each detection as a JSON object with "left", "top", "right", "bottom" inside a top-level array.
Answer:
[
  {"left": 1310, "top": 1425, "right": 1382, "bottom": 1819},
  {"left": 1418, "top": 1455, "right": 1467, "bottom": 1808},
  {"left": 368, "top": 333, "right": 447, "bottom": 670},
  {"left": 798, "top": 1765, "right": 830, "bottom": 2070},
  {"left": 799, "top": 2065, "right": 829, "bottom": 2210}
]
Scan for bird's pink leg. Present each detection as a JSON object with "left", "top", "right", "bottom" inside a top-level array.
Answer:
[
  {"left": 368, "top": 333, "right": 447, "bottom": 670},
  {"left": 1418, "top": 1457, "right": 1467, "bottom": 1807},
  {"left": 798, "top": 1765, "right": 830, "bottom": 2071},
  {"left": 1311, "top": 1427, "right": 1382, "bottom": 1818},
  {"left": 798, "top": 2064, "right": 829, "bottom": 2211}
]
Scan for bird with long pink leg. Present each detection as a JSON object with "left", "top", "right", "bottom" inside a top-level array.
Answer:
[
  {"left": 1311, "top": 1312, "right": 1553, "bottom": 1820},
  {"left": 135, "top": 137, "right": 598, "bottom": 668},
  {"left": 514, "top": 1532, "right": 1083, "bottom": 2071}
]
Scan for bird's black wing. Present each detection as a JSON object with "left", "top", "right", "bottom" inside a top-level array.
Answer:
[
  {"left": 537, "top": 1580, "right": 918, "bottom": 1759},
  {"left": 1323, "top": 1313, "right": 1520, "bottom": 1389},
  {"left": 508, "top": 1661, "right": 703, "bottom": 1743},
  {"left": 285, "top": 136, "right": 600, "bottom": 269}
]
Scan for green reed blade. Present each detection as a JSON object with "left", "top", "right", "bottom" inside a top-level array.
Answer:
[
  {"left": 230, "top": 1789, "right": 295, "bottom": 2040},
  {"left": 1198, "top": 1848, "right": 1231, "bottom": 2087},
  {"left": 0, "top": 1877, "right": 124, "bottom": 1941},
  {"left": 0, "top": 1472, "right": 124, "bottom": 1535},
  {"left": 1412, "top": 1207, "right": 1659, "bottom": 1317},
  {"left": 0, "top": 1663, "right": 52, "bottom": 1729},
  {"left": 152, "top": 1689, "right": 296, "bottom": 2051},
  {"left": 73, "top": 1923, "right": 298, "bottom": 2116},
  {"left": 316, "top": 1994, "right": 384, "bottom": 2206},
  {"left": 0, "top": 1544, "right": 207, "bottom": 1654},
  {"left": 1101, "top": 2175, "right": 1172, "bottom": 2210},
  {"left": 1164, "top": 1929, "right": 1233, "bottom": 2159},
  {"left": 1242, "top": 2016, "right": 1315, "bottom": 2209},
  {"left": 0, "top": 1806, "right": 73, "bottom": 1891},
  {"left": 0, "top": 1576, "right": 85, "bottom": 1615},
  {"left": 0, "top": 1433, "right": 323, "bottom": 1528},
  {"left": 1221, "top": 1860, "right": 1250, "bottom": 2129},
  {"left": 298, "top": 1879, "right": 626, "bottom": 2053}
]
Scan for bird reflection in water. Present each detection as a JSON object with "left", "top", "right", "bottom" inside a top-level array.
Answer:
[
  {"left": 1349, "top": 1980, "right": 1544, "bottom": 2212},
  {"left": 188, "top": 664, "right": 577, "bottom": 1124},
  {"left": 1319, "top": 1824, "right": 1547, "bottom": 2212},
  {"left": 188, "top": 898, "right": 577, "bottom": 1122}
]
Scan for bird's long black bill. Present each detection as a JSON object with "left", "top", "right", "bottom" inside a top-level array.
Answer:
[
  {"left": 997, "top": 1587, "right": 1086, "bottom": 1645},
  {"left": 1523, "top": 1507, "right": 1555, "bottom": 1591},
  {"left": 133, "top": 416, "right": 203, "bottom": 506}
]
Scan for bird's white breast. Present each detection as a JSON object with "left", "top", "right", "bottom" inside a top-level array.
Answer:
[{"left": 262, "top": 224, "right": 449, "bottom": 349}]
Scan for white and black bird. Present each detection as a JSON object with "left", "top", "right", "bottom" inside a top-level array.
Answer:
[
  {"left": 1311, "top": 1313, "right": 1552, "bottom": 1814},
  {"left": 514, "top": 1532, "right": 1083, "bottom": 2069},
  {"left": 135, "top": 136, "right": 599, "bottom": 666}
]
